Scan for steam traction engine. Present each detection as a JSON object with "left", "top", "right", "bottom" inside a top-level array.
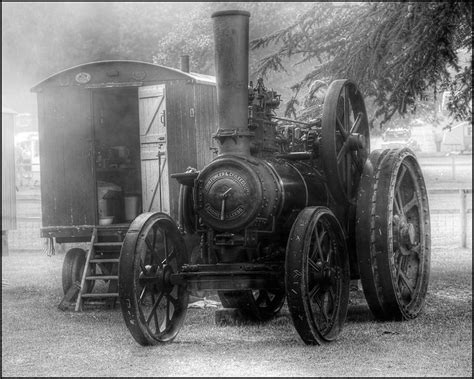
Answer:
[{"left": 118, "top": 10, "right": 431, "bottom": 345}]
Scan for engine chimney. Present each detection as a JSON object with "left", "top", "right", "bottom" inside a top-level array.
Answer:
[
  {"left": 180, "top": 55, "right": 190, "bottom": 73},
  {"left": 212, "top": 10, "right": 252, "bottom": 155}
]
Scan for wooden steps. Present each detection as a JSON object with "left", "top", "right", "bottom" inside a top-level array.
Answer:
[{"left": 73, "top": 227, "right": 124, "bottom": 311}]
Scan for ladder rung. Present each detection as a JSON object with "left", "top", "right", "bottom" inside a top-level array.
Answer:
[
  {"left": 86, "top": 275, "right": 118, "bottom": 280},
  {"left": 89, "top": 258, "right": 120, "bottom": 263},
  {"left": 81, "top": 293, "right": 119, "bottom": 298},
  {"left": 94, "top": 242, "right": 123, "bottom": 247}
]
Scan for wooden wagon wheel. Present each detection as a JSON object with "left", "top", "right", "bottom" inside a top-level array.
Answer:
[
  {"left": 321, "top": 79, "right": 370, "bottom": 205},
  {"left": 119, "top": 212, "right": 189, "bottom": 345},
  {"left": 218, "top": 288, "right": 285, "bottom": 321},
  {"left": 286, "top": 206, "right": 350, "bottom": 345},
  {"left": 62, "top": 248, "right": 94, "bottom": 300},
  {"left": 356, "top": 148, "right": 431, "bottom": 320}
]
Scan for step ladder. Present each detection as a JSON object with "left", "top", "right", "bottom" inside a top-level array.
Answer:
[{"left": 74, "top": 228, "right": 123, "bottom": 311}]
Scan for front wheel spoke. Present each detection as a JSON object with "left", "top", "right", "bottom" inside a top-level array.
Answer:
[
  {"left": 309, "top": 283, "right": 322, "bottom": 301},
  {"left": 167, "top": 247, "right": 176, "bottom": 262},
  {"left": 308, "top": 257, "right": 321, "bottom": 273},
  {"left": 146, "top": 292, "right": 164, "bottom": 328},
  {"left": 138, "top": 285, "right": 147, "bottom": 302},
  {"left": 139, "top": 260, "right": 148, "bottom": 275},
  {"left": 314, "top": 292, "right": 329, "bottom": 323},
  {"left": 314, "top": 226, "right": 324, "bottom": 261}
]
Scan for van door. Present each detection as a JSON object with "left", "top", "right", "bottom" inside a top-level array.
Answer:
[{"left": 138, "top": 84, "right": 170, "bottom": 213}]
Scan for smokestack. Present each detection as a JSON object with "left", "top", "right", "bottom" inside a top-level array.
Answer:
[
  {"left": 211, "top": 10, "right": 252, "bottom": 155},
  {"left": 180, "top": 55, "right": 190, "bottom": 73}
]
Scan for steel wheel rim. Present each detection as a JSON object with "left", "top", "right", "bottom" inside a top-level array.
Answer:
[
  {"left": 321, "top": 80, "right": 370, "bottom": 205},
  {"left": 387, "top": 153, "right": 430, "bottom": 316},
  {"left": 304, "top": 212, "right": 345, "bottom": 340},
  {"left": 120, "top": 213, "right": 188, "bottom": 345},
  {"left": 286, "top": 207, "right": 350, "bottom": 344},
  {"left": 356, "top": 149, "right": 430, "bottom": 320}
]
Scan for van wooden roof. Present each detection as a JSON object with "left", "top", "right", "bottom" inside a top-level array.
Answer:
[{"left": 31, "top": 60, "right": 215, "bottom": 92}]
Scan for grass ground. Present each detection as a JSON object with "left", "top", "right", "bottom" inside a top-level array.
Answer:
[
  {"left": 2, "top": 243, "right": 471, "bottom": 377},
  {"left": 3, "top": 153, "right": 471, "bottom": 376}
]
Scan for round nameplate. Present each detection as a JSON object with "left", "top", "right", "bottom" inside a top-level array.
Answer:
[
  {"left": 75, "top": 72, "right": 91, "bottom": 84},
  {"left": 203, "top": 170, "right": 250, "bottom": 221},
  {"left": 196, "top": 158, "right": 262, "bottom": 231}
]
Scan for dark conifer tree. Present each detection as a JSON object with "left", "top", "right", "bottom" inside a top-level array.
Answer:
[{"left": 251, "top": 2, "right": 472, "bottom": 126}]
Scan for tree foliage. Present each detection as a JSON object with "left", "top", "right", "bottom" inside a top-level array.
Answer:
[
  {"left": 251, "top": 2, "right": 472, "bottom": 126},
  {"left": 152, "top": 2, "right": 312, "bottom": 75}
]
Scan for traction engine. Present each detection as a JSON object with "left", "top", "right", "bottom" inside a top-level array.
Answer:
[{"left": 118, "top": 10, "right": 431, "bottom": 345}]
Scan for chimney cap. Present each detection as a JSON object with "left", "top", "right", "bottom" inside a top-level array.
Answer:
[{"left": 211, "top": 10, "right": 250, "bottom": 18}]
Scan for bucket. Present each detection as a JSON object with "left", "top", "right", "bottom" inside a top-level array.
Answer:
[
  {"left": 97, "top": 181, "right": 123, "bottom": 222},
  {"left": 124, "top": 195, "right": 141, "bottom": 221}
]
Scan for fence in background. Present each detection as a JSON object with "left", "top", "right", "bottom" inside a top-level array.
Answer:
[
  {"left": 428, "top": 189, "right": 472, "bottom": 249},
  {"left": 420, "top": 153, "right": 472, "bottom": 180},
  {"left": 6, "top": 187, "right": 472, "bottom": 253}
]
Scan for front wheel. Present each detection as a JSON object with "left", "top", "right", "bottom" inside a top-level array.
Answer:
[
  {"left": 119, "top": 212, "right": 189, "bottom": 345},
  {"left": 286, "top": 206, "right": 350, "bottom": 345}
]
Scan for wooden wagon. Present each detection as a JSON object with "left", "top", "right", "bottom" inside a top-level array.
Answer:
[{"left": 31, "top": 59, "right": 217, "bottom": 308}]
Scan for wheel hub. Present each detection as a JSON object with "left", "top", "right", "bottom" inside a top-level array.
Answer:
[
  {"left": 348, "top": 133, "right": 366, "bottom": 150},
  {"left": 393, "top": 215, "right": 416, "bottom": 250},
  {"left": 162, "top": 264, "right": 175, "bottom": 292},
  {"left": 311, "top": 262, "right": 336, "bottom": 287},
  {"left": 138, "top": 264, "right": 174, "bottom": 291}
]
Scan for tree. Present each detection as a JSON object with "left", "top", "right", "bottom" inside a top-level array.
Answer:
[
  {"left": 251, "top": 2, "right": 472, "bottom": 128},
  {"left": 152, "top": 2, "right": 313, "bottom": 75}
]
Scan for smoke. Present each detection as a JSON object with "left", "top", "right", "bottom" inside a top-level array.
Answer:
[{"left": 1, "top": 2, "right": 195, "bottom": 114}]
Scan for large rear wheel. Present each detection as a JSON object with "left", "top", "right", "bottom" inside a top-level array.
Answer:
[
  {"left": 321, "top": 80, "right": 370, "bottom": 205},
  {"left": 356, "top": 148, "right": 431, "bottom": 320},
  {"left": 119, "top": 212, "right": 189, "bottom": 345}
]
